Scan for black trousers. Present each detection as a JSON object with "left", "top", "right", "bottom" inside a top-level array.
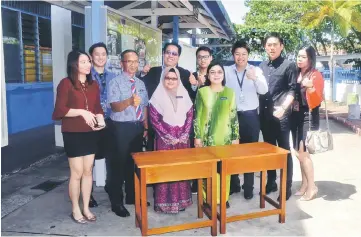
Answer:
[
  {"left": 231, "top": 109, "right": 260, "bottom": 192},
  {"left": 109, "top": 121, "right": 144, "bottom": 206},
  {"left": 291, "top": 106, "right": 320, "bottom": 150},
  {"left": 260, "top": 109, "right": 293, "bottom": 190}
]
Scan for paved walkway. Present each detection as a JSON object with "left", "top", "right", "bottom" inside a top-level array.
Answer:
[
  {"left": 1, "top": 119, "right": 361, "bottom": 236},
  {"left": 323, "top": 101, "right": 361, "bottom": 135}
]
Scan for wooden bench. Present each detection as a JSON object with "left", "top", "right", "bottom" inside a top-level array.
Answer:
[
  {"left": 132, "top": 147, "right": 219, "bottom": 236},
  {"left": 207, "top": 142, "right": 289, "bottom": 234}
]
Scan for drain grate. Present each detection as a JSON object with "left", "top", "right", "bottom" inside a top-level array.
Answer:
[{"left": 31, "top": 180, "right": 65, "bottom": 192}]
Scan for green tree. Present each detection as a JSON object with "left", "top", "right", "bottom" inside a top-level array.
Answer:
[{"left": 301, "top": 0, "right": 361, "bottom": 101}]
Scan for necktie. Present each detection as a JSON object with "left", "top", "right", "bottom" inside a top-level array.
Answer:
[{"left": 130, "top": 78, "right": 143, "bottom": 121}]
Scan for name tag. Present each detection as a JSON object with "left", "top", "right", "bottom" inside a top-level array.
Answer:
[
  {"left": 220, "top": 97, "right": 228, "bottom": 100},
  {"left": 176, "top": 96, "right": 183, "bottom": 99}
]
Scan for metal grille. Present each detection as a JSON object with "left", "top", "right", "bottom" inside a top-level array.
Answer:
[{"left": 2, "top": 1, "right": 51, "bottom": 19}]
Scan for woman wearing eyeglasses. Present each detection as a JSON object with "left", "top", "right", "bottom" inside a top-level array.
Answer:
[
  {"left": 194, "top": 62, "right": 239, "bottom": 207},
  {"left": 149, "top": 67, "right": 194, "bottom": 214}
]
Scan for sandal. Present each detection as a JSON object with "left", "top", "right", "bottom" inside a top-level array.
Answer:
[
  {"left": 70, "top": 214, "right": 87, "bottom": 224},
  {"left": 82, "top": 212, "right": 97, "bottom": 222}
]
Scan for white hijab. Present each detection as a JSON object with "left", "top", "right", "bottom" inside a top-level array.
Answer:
[{"left": 149, "top": 67, "right": 193, "bottom": 127}]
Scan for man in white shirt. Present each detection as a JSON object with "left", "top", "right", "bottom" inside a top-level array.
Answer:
[{"left": 224, "top": 41, "right": 268, "bottom": 200}]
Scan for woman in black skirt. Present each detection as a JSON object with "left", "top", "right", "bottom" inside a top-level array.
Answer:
[{"left": 52, "top": 50, "right": 105, "bottom": 224}]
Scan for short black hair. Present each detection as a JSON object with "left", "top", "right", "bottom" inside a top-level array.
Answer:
[
  {"left": 121, "top": 49, "right": 138, "bottom": 60},
  {"left": 205, "top": 61, "right": 226, "bottom": 86},
  {"left": 88, "top": 42, "right": 108, "bottom": 56},
  {"left": 196, "top": 46, "right": 212, "bottom": 56},
  {"left": 163, "top": 42, "right": 182, "bottom": 56},
  {"left": 263, "top": 32, "right": 284, "bottom": 46},
  {"left": 232, "top": 41, "right": 250, "bottom": 55}
]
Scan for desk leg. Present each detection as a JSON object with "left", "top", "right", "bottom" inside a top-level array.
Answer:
[
  {"left": 134, "top": 171, "right": 140, "bottom": 228},
  {"left": 211, "top": 162, "right": 217, "bottom": 237},
  {"left": 140, "top": 169, "right": 148, "bottom": 235},
  {"left": 206, "top": 177, "right": 211, "bottom": 205},
  {"left": 197, "top": 178, "right": 203, "bottom": 218},
  {"left": 220, "top": 162, "right": 227, "bottom": 234},
  {"left": 260, "top": 171, "right": 266, "bottom": 209},
  {"left": 279, "top": 167, "right": 287, "bottom": 223}
]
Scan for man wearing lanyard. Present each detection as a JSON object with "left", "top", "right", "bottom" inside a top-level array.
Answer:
[
  {"left": 259, "top": 32, "right": 297, "bottom": 201},
  {"left": 107, "top": 50, "right": 149, "bottom": 217},
  {"left": 225, "top": 41, "right": 268, "bottom": 199},
  {"left": 88, "top": 42, "right": 117, "bottom": 208}
]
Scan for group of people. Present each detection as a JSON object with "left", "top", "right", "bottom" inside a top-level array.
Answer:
[{"left": 52, "top": 32, "right": 324, "bottom": 224}]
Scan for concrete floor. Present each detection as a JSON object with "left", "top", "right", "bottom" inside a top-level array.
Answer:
[{"left": 1, "top": 119, "right": 361, "bottom": 236}]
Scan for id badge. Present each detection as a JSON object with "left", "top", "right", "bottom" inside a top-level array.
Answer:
[
  {"left": 239, "top": 93, "right": 245, "bottom": 103},
  {"left": 293, "top": 101, "right": 300, "bottom": 112}
]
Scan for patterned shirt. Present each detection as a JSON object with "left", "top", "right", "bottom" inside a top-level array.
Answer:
[
  {"left": 108, "top": 72, "right": 149, "bottom": 122},
  {"left": 91, "top": 67, "right": 116, "bottom": 118}
]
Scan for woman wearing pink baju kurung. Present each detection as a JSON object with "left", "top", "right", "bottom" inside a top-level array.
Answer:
[{"left": 149, "top": 67, "right": 193, "bottom": 214}]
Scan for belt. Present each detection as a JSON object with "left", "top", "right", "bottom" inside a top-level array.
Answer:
[{"left": 117, "top": 120, "right": 143, "bottom": 125}]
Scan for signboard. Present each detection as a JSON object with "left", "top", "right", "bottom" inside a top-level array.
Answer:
[{"left": 106, "top": 9, "right": 162, "bottom": 75}]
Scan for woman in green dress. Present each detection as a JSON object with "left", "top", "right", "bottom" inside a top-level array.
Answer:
[{"left": 194, "top": 62, "right": 239, "bottom": 206}]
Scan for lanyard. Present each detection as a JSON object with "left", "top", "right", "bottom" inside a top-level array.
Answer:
[{"left": 235, "top": 69, "right": 247, "bottom": 91}]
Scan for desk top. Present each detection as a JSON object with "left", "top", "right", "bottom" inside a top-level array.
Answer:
[
  {"left": 132, "top": 147, "right": 219, "bottom": 168},
  {"left": 132, "top": 142, "right": 288, "bottom": 168},
  {"left": 207, "top": 142, "right": 289, "bottom": 160}
]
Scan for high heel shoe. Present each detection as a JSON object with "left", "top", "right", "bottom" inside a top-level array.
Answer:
[
  {"left": 300, "top": 187, "right": 318, "bottom": 201},
  {"left": 294, "top": 189, "right": 307, "bottom": 196}
]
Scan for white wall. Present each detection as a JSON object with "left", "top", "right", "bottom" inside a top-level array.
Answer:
[
  {"left": 1, "top": 8, "right": 9, "bottom": 147},
  {"left": 51, "top": 5, "right": 72, "bottom": 147},
  {"left": 324, "top": 81, "right": 361, "bottom": 103},
  {"left": 178, "top": 41, "right": 197, "bottom": 73}
]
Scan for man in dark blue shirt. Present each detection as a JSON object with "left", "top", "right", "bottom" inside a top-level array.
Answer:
[
  {"left": 259, "top": 33, "right": 297, "bottom": 201},
  {"left": 88, "top": 42, "right": 117, "bottom": 208}
]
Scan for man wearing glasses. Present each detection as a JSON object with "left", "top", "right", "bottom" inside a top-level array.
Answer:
[
  {"left": 188, "top": 46, "right": 213, "bottom": 102},
  {"left": 107, "top": 50, "right": 149, "bottom": 217},
  {"left": 88, "top": 42, "right": 117, "bottom": 208},
  {"left": 140, "top": 42, "right": 196, "bottom": 152}
]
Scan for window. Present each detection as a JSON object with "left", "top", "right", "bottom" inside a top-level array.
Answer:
[{"left": 2, "top": 8, "right": 21, "bottom": 83}]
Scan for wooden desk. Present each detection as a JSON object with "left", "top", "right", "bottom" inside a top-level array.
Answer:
[
  {"left": 207, "top": 142, "right": 289, "bottom": 234},
  {"left": 132, "top": 148, "right": 219, "bottom": 236}
]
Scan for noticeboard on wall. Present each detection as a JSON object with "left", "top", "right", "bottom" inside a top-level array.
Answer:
[{"left": 106, "top": 8, "right": 162, "bottom": 75}]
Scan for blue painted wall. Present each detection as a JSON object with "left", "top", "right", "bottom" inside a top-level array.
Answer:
[{"left": 6, "top": 82, "right": 54, "bottom": 134}]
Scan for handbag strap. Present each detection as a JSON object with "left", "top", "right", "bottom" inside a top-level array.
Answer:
[
  {"left": 309, "top": 97, "right": 330, "bottom": 131},
  {"left": 309, "top": 94, "right": 330, "bottom": 132},
  {"left": 324, "top": 95, "right": 330, "bottom": 131}
]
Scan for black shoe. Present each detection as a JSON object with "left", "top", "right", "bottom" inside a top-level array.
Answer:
[
  {"left": 111, "top": 204, "right": 130, "bottom": 217},
  {"left": 266, "top": 182, "right": 278, "bottom": 194},
  {"left": 226, "top": 201, "right": 230, "bottom": 209},
  {"left": 244, "top": 191, "right": 254, "bottom": 200},
  {"left": 89, "top": 195, "right": 98, "bottom": 208},
  {"left": 277, "top": 189, "right": 292, "bottom": 201}
]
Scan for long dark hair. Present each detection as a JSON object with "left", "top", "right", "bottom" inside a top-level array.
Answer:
[
  {"left": 298, "top": 46, "right": 317, "bottom": 75},
  {"left": 66, "top": 49, "right": 92, "bottom": 89},
  {"left": 205, "top": 62, "right": 226, "bottom": 86}
]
